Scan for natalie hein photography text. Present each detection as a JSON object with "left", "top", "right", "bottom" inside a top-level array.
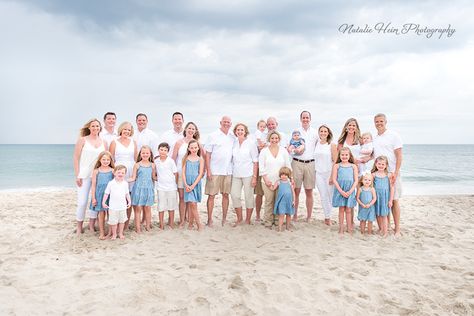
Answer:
[{"left": 338, "top": 22, "right": 456, "bottom": 39}]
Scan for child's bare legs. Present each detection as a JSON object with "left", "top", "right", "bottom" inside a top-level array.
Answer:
[
  {"left": 278, "top": 214, "right": 284, "bottom": 232},
  {"left": 110, "top": 224, "right": 118, "bottom": 240},
  {"left": 350, "top": 208, "right": 354, "bottom": 229},
  {"left": 124, "top": 206, "right": 132, "bottom": 231},
  {"left": 158, "top": 211, "right": 165, "bottom": 230},
  {"left": 255, "top": 194, "right": 263, "bottom": 221},
  {"left": 88, "top": 217, "right": 96, "bottom": 232},
  {"left": 98, "top": 212, "right": 106, "bottom": 239},
  {"left": 144, "top": 206, "right": 152, "bottom": 231},
  {"left": 168, "top": 211, "right": 175, "bottom": 229},
  {"left": 118, "top": 223, "right": 125, "bottom": 239},
  {"left": 233, "top": 207, "right": 243, "bottom": 226},
  {"left": 286, "top": 214, "right": 292, "bottom": 231},
  {"left": 381, "top": 216, "right": 388, "bottom": 237},
  {"left": 133, "top": 205, "right": 142, "bottom": 233},
  {"left": 346, "top": 208, "right": 353, "bottom": 233},
  {"left": 190, "top": 202, "right": 202, "bottom": 231},
  {"left": 187, "top": 203, "right": 195, "bottom": 229},
  {"left": 376, "top": 216, "right": 382, "bottom": 234},
  {"left": 76, "top": 221, "right": 84, "bottom": 236},
  {"left": 178, "top": 188, "right": 186, "bottom": 227},
  {"left": 367, "top": 221, "right": 373, "bottom": 235},
  {"left": 245, "top": 208, "right": 253, "bottom": 225},
  {"left": 338, "top": 207, "right": 345, "bottom": 235},
  {"left": 360, "top": 220, "right": 366, "bottom": 235}
]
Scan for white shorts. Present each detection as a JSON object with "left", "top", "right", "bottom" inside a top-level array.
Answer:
[
  {"left": 108, "top": 209, "right": 127, "bottom": 225},
  {"left": 157, "top": 190, "right": 178, "bottom": 211}
]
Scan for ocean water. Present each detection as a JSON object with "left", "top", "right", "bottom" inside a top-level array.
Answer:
[{"left": 0, "top": 144, "right": 473, "bottom": 195}]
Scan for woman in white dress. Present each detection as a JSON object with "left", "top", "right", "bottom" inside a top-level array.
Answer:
[
  {"left": 73, "top": 118, "right": 106, "bottom": 236},
  {"left": 109, "top": 121, "right": 137, "bottom": 229},
  {"left": 314, "top": 125, "right": 338, "bottom": 225},
  {"left": 258, "top": 131, "right": 292, "bottom": 228},
  {"left": 172, "top": 122, "right": 205, "bottom": 227}
]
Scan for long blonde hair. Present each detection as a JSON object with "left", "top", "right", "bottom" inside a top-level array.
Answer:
[
  {"left": 337, "top": 118, "right": 361, "bottom": 146},
  {"left": 336, "top": 147, "right": 355, "bottom": 164},
  {"left": 371, "top": 155, "right": 389, "bottom": 174},
  {"left": 79, "top": 118, "right": 102, "bottom": 137},
  {"left": 182, "top": 139, "right": 201, "bottom": 167},
  {"left": 93, "top": 151, "right": 115, "bottom": 169}
]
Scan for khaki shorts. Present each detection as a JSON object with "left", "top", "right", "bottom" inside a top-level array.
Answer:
[
  {"left": 157, "top": 190, "right": 178, "bottom": 211},
  {"left": 393, "top": 174, "right": 402, "bottom": 200},
  {"left": 291, "top": 159, "right": 315, "bottom": 189},
  {"left": 108, "top": 209, "right": 127, "bottom": 225},
  {"left": 205, "top": 175, "right": 232, "bottom": 195}
]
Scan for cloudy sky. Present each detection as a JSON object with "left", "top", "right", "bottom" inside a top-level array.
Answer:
[{"left": 1, "top": 0, "right": 472, "bottom": 144}]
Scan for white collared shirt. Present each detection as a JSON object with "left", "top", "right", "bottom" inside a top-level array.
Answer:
[
  {"left": 160, "top": 129, "right": 183, "bottom": 157},
  {"left": 99, "top": 129, "right": 117, "bottom": 147},
  {"left": 155, "top": 156, "right": 178, "bottom": 191},
  {"left": 134, "top": 128, "right": 159, "bottom": 156},
  {"left": 104, "top": 179, "right": 129, "bottom": 210},
  {"left": 291, "top": 126, "right": 317, "bottom": 160},
  {"left": 232, "top": 138, "right": 259, "bottom": 178},
  {"left": 373, "top": 129, "right": 403, "bottom": 173},
  {"left": 204, "top": 129, "right": 235, "bottom": 175}
]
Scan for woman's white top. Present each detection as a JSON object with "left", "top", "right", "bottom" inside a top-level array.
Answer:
[
  {"left": 314, "top": 141, "right": 333, "bottom": 173},
  {"left": 344, "top": 140, "right": 361, "bottom": 160},
  {"left": 232, "top": 138, "right": 258, "bottom": 178},
  {"left": 114, "top": 138, "right": 135, "bottom": 179},
  {"left": 175, "top": 141, "right": 188, "bottom": 175},
  {"left": 78, "top": 140, "right": 105, "bottom": 179},
  {"left": 258, "top": 146, "right": 292, "bottom": 183}
]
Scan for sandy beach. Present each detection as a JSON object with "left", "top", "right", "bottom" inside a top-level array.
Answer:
[{"left": 0, "top": 189, "right": 473, "bottom": 315}]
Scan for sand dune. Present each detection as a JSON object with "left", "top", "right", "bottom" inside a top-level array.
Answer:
[{"left": 0, "top": 190, "right": 473, "bottom": 315}]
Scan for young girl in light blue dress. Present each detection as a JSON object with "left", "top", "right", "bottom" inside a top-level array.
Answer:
[
  {"left": 129, "top": 145, "right": 156, "bottom": 233},
  {"left": 332, "top": 147, "right": 358, "bottom": 235},
  {"left": 272, "top": 167, "right": 295, "bottom": 232},
  {"left": 356, "top": 172, "right": 376, "bottom": 235},
  {"left": 182, "top": 140, "right": 204, "bottom": 231},
  {"left": 90, "top": 151, "right": 115, "bottom": 239},
  {"left": 372, "top": 155, "right": 394, "bottom": 238}
]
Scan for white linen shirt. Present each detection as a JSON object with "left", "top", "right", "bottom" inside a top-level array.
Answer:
[
  {"left": 99, "top": 129, "right": 117, "bottom": 147},
  {"left": 155, "top": 156, "right": 178, "bottom": 191},
  {"left": 232, "top": 138, "right": 259, "bottom": 178},
  {"left": 373, "top": 129, "right": 403, "bottom": 173},
  {"left": 134, "top": 128, "right": 159, "bottom": 157},
  {"left": 291, "top": 126, "right": 318, "bottom": 160},
  {"left": 204, "top": 129, "right": 235, "bottom": 175},
  {"left": 160, "top": 129, "right": 183, "bottom": 158},
  {"left": 258, "top": 147, "right": 292, "bottom": 183},
  {"left": 104, "top": 179, "right": 129, "bottom": 210}
]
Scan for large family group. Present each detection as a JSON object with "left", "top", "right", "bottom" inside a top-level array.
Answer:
[{"left": 73, "top": 111, "right": 403, "bottom": 240}]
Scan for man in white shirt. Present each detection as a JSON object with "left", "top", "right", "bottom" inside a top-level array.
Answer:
[
  {"left": 134, "top": 113, "right": 159, "bottom": 157},
  {"left": 204, "top": 116, "right": 234, "bottom": 227},
  {"left": 160, "top": 112, "right": 184, "bottom": 158},
  {"left": 99, "top": 112, "right": 117, "bottom": 147},
  {"left": 291, "top": 111, "right": 318, "bottom": 222},
  {"left": 373, "top": 113, "right": 403, "bottom": 237}
]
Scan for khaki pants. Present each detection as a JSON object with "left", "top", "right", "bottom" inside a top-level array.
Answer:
[{"left": 261, "top": 181, "right": 276, "bottom": 227}]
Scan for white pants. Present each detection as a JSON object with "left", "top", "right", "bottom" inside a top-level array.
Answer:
[
  {"left": 76, "top": 177, "right": 92, "bottom": 221},
  {"left": 230, "top": 176, "right": 255, "bottom": 209},
  {"left": 315, "top": 171, "right": 334, "bottom": 219}
]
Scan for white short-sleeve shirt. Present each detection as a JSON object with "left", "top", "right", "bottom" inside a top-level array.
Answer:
[
  {"left": 291, "top": 126, "right": 318, "bottom": 160},
  {"left": 373, "top": 129, "right": 403, "bottom": 173},
  {"left": 100, "top": 129, "right": 118, "bottom": 147},
  {"left": 135, "top": 128, "right": 159, "bottom": 156},
  {"left": 258, "top": 147, "right": 292, "bottom": 183},
  {"left": 232, "top": 138, "right": 259, "bottom": 178},
  {"left": 204, "top": 129, "right": 235, "bottom": 175},
  {"left": 160, "top": 129, "right": 183, "bottom": 158},
  {"left": 155, "top": 156, "right": 178, "bottom": 191},
  {"left": 104, "top": 179, "right": 129, "bottom": 210}
]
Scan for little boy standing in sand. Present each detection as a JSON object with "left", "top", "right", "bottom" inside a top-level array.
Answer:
[
  {"left": 155, "top": 142, "right": 179, "bottom": 229},
  {"left": 102, "top": 165, "right": 131, "bottom": 240}
]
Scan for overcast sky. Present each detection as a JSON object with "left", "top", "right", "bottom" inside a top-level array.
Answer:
[{"left": 1, "top": 0, "right": 473, "bottom": 144}]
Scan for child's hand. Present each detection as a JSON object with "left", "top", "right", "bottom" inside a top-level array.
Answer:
[
  {"left": 388, "top": 200, "right": 393, "bottom": 208},
  {"left": 76, "top": 178, "right": 82, "bottom": 187},
  {"left": 185, "top": 185, "right": 192, "bottom": 192},
  {"left": 342, "top": 191, "right": 349, "bottom": 198},
  {"left": 102, "top": 202, "right": 108, "bottom": 209},
  {"left": 92, "top": 198, "right": 97, "bottom": 207},
  {"left": 328, "top": 178, "right": 333, "bottom": 185},
  {"left": 126, "top": 202, "right": 131, "bottom": 208}
]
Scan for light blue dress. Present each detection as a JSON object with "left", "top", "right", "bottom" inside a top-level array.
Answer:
[
  {"left": 184, "top": 160, "right": 202, "bottom": 203},
  {"left": 131, "top": 165, "right": 155, "bottom": 206},
  {"left": 357, "top": 188, "right": 375, "bottom": 221},
  {"left": 90, "top": 171, "right": 113, "bottom": 212},
  {"left": 332, "top": 165, "right": 357, "bottom": 207},
  {"left": 273, "top": 180, "right": 294, "bottom": 215},
  {"left": 374, "top": 175, "right": 390, "bottom": 216}
]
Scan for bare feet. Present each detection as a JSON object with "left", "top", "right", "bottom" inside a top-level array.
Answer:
[
  {"left": 305, "top": 217, "right": 311, "bottom": 223},
  {"left": 232, "top": 221, "right": 242, "bottom": 227},
  {"left": 221, "top": 220, "right": 226, "bottom": 227},
  {"left": 207, "top": 221, "right": 214, "bottom": 228},
  {"left": 99, "top": 235, "right": 106, "bottom": 240},
  {"left": 197, "top": 224, "right": 204, "bottom": 231},
  {"left": 324, "top": 218, "right": 331, "bottom": 226},
  {"left": 394, "top": 231, "right": 402, "bottom": 238},
  {"left": 187, "top": 224, "right": 194, "bottom": 230},
  {"left": 110, "top": 235, "right": 117, "bottom": 240},
  {"left": 119, "top": 235, "right": 125, "bottom": 240}
]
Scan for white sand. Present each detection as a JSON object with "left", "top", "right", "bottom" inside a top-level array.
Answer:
[{"left": 0, "top": 190, "right": 473, "bottom": 315}]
